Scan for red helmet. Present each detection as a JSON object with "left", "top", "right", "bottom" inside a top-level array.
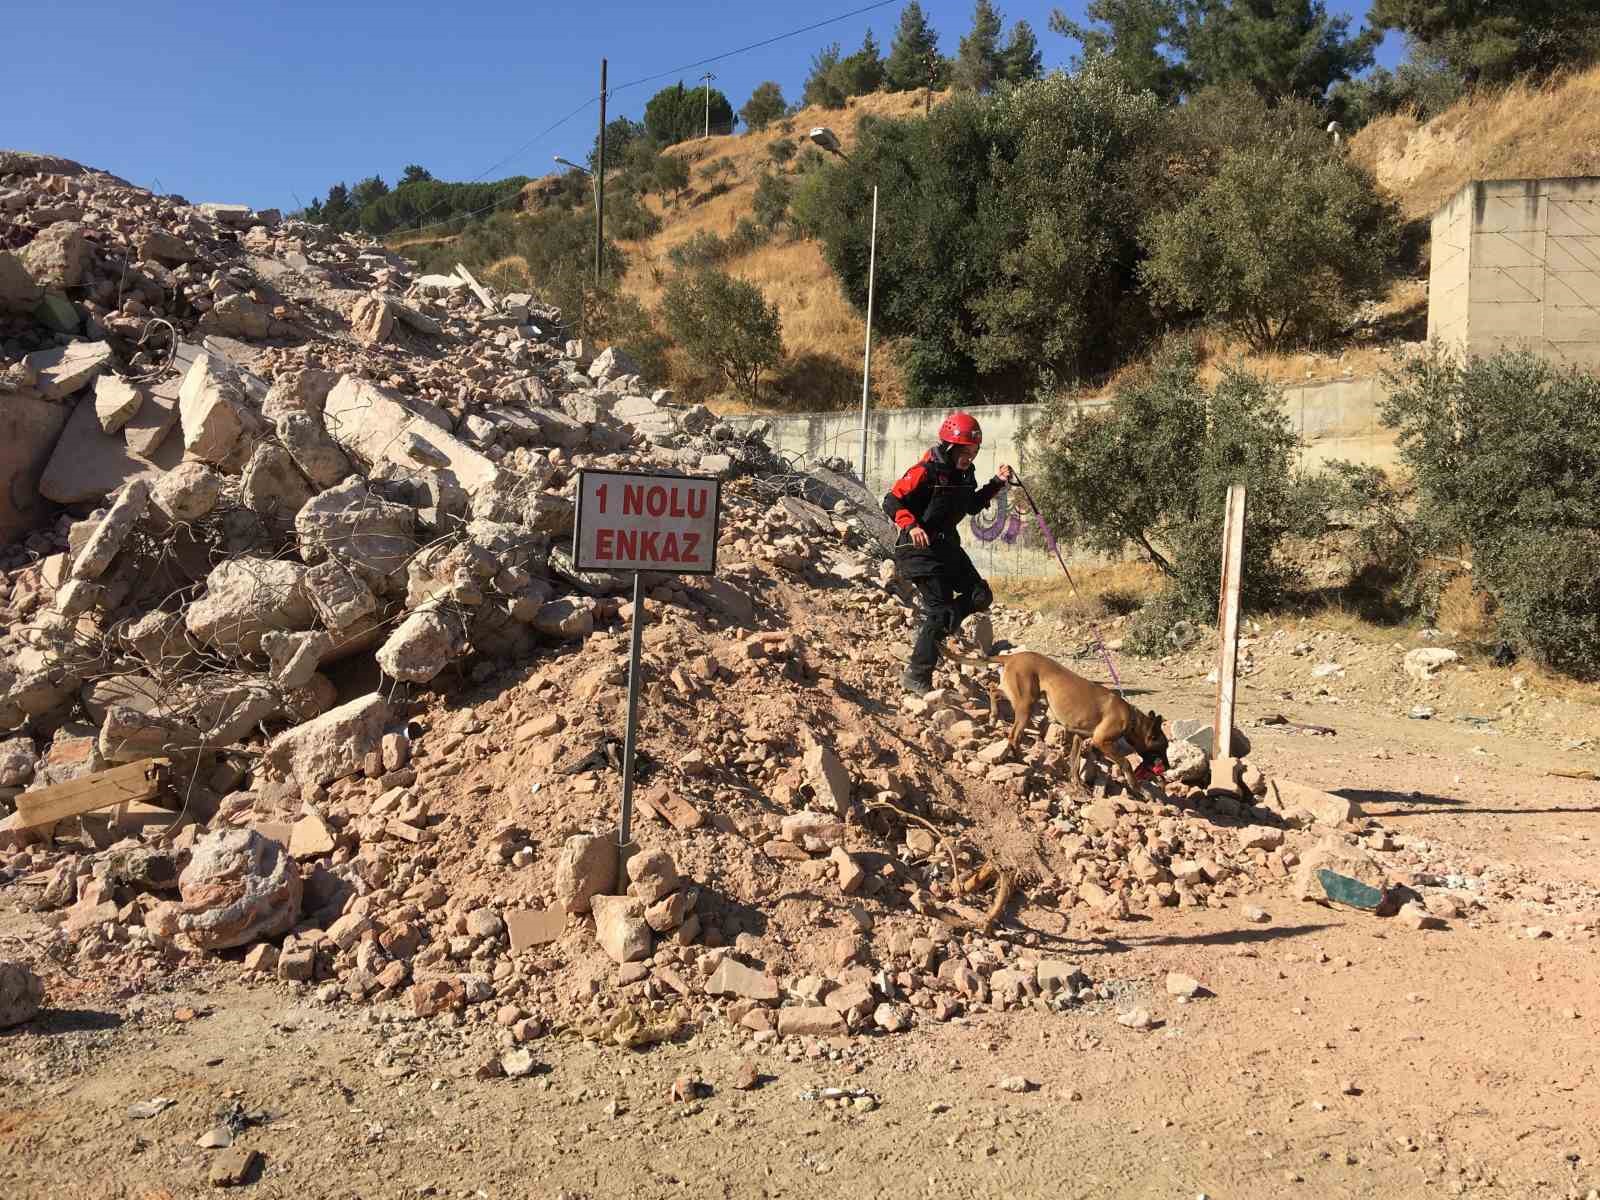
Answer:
[{"left": 939, "top": 411, "right": 982, "bottom": 447}]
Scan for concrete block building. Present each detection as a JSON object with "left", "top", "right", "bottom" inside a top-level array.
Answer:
[{"left": 1429, "top": 177, "right": 1600, "bottom": 368}]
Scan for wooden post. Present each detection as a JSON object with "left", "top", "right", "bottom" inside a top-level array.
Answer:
[{"left": 1213, "top": 484, "right": 1247, "bottom": 761}]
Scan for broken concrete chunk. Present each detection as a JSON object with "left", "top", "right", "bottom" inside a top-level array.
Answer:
[
  {"left": 351, "top": 292, "right": 396, "bottom": 345},
  {"left": 24, "top": 340, "right": 114, "bottom": 401},
  {"left": 239, "top": 442, "right": 314, "bottom": 522},
  {"left": 554, "top": 833, "right": 617, "bottom": 915},
  {"left": 587, "top": 346, "right": 639, "bottom": 383},
  {"left": 1295, "top": 833, "right": 1393, "bottom": 912},
  {"left": 590, "top": 894, "right": 652, "bottom": 964},
  {"left": 277, "top": 410, "right": 351, "bottom": 489},
  {"left": 146, "top": 828, "right": 301, "bottom": 951},
  {"left": 185, "top": 556, "right": 314, "bottom": 657},
  {"left": 20, "top": 221, "right": 90, "bottom": 288},
  {"left": 70, "top": 479, "right": 150, "bottom": 581},
  {"left": 0, "top": 961, "right": 44, "bottom": 1029},
  {"left": 322, "top": 375, "right": 496, "bottom": 494},
  {"left": 0, "top": 392, "right": 70, "bottom": 542},
  {"left": 803, "top": 743, "right": 852, "bottom": 816},
  {"left": 375, "top": 605, "right": 466, "bottom": 684},
  {"left": 294, "top": 476, "right": 417, "bottom": 598},
  {"left": 262, "top": 367, "right": 337, "bottom": 420},
  {"left": 178, "top": 352, "right": 265, "bottom": 467},
  {"left": 706, "top": 958, "right": 779, "bottom": 1002},
  {"left": 94, "top": 374, "right": 143, "bottom": 434},
  {"left": 301, "top": 557, "right": 378, "bottom": 631},
  {"left": 151, "top": 461, "right": 223, "bottom": 522},
  {"left": 260, "top": 629, "right": 332, "bottom": 689},
  {"left": 138, "top": 227, "right": 194, "bottom": 264},
  {"left": 263, "top": 692, "right": 387, "bottom": 786},
  {"left": 625, "top": 848, "right": 679, "bottom": 904},
  {"left": 0, "top": 250, "right": 42, "bottom": 312},
  {"left": 1269, "top": 778, "right": 1360, "bottom": 827}
]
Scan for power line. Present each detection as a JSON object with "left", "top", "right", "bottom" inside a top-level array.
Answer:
[
  {"left": 607, "top": 0, "right": 899, "bottom": 95},
  {"left": 389, "top": 0, "right": 901, "bottom": 240}
]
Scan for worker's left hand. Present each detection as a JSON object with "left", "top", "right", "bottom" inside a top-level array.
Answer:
[{"left": 995, "top": 465, "right": 1016, "bottom": 484}]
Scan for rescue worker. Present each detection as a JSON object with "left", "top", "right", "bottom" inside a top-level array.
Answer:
[{"left": 882, "top": 410, "right": 1015, "bottom": 694}]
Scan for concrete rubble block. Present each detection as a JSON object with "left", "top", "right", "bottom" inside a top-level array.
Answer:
[
  {"left": 276, "top": 410, "right": 351, "bottom": 489},
  {"left": 151, "top": 461, "right": 222, "bottom": 522},
  {"left": 20, "top": 221, "right": 90, "bottom": 287},
  {"left": 779, "top": 811, "right": 845, "bottom": 847},
  {"left": 706, "top": 958, "right": 780, "bottom": 1002},
  {"left": 123, "top": 609, "right": 200, "bottom": 674},
  {"left": 644, "top": 890, "right": 689, "bottom": 933},
  {"left": 93, "top": 374, "right": 143, "bottom": 434},
  {"left": 138, "top": 227, "right": 194, "bottom": 264},
  {"left": 525, "top": 408, "right": 588, "bottom": 449},
  {"left": 240, "top": 442, "right": 315, "bottom": 522},
  {"left": 468, "top": 473, "right": 576, "bottom": 535},
  {"left": 185, "top": 556, "right": 314, "bottom": 657},
  {"left": 264, "top": 692, "right": 387, "bottom": 787},
  {"left": 177, "top": 352, "right": 266, "bottom": 467},
  {"left": 33, "top": 292, "right": 79, "bottom": 333},
  {"left": 262, "top": 368, "right": 337, "bottom": 421},
  {"left": 0, "top": 961, "right": 44, "bottom": 1028},
  {"left": 0, "top": 250, "right": 42, "bottom": 311},
  {"left": 414, "top": 273, "right": 466, "bottom": 297},
  {"left": 24, "top": 340, "right": 114, "bottom": 401},
  {"left": 260, "top": 629, "right": 333, "bottom": 689},
  {"left": 1404, "top": 647, "right": 1459, "bottom": 681},
  {"left": 197, "top": 202, "right": 254, "bottom": 227},
  {"left": 122, "top": 381, "right": 180, "bottom": 457},
  {"left": 1170, "top": 719, "right": 1252, "bottom": 759},
  {"left": 146, "top": 828, "right": 302, "bottom": 951},
  {"left": 689, "top": 577, "right": 757, "bottom": 626},
  {"left": 322, "top": 376, "right": 497, "bottom": 495},
  {"left": 1294, "top": 833, "right": 1393, "bottom": 910},
  {"left": 301, "top": 556, "right": 378, "bottom": 631},
  {"left": 1269, "top": 778, "right": 1360, "bottom": 827},
  {"left": 532, "top": 598, "right": 594, "bottom": 640},
  {"left": 1238, "top": 825, "right": 1285, "bottom": 852},
  {"left": 351, "top": 292, "right": 396, "bottom": 345},
  {"left": 803, "top": 743, "right": 852, "bottom": 816},
  {"left": 70, "top": 479, "right": 150, "bottom": 580},
  {"left": 777, "top": 1006, "right": 845, "bottom": 1037},
  {"left": 1165, "top": 738, "right": 1209, "bottom": 785},
  {"left": 0, "top": 391, "right": 70, "bottom": 543},
  {"left": 294, "top": 476, "right": 417, "bottom": 598},
  {"left": 590, "top": 894, "right": 652, "bottom": 964},
  {"left": 587, "top": 346, "right": 640, "bottom": 384},
  {"left": 554, "top": 833, "right": 618, "bottom": 915},
  {"left": 0, "top": 737, "right": 38, "bottom": 788},
  {"left": 375, "top": 604, "right": 467, "bottom": 684},
  {"left": 39, "top": 390, "right": 183, "bottom": 505},
  {"left": 98, "top": 703, "right": 202, "bottom": 762},
  {"left": 625, "top": 848, "right": 680, "bottom": 905}
]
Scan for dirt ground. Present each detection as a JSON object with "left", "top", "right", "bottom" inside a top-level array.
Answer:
[{"left": 3, "top": 604, "right": 1597, "bottom": 1200}]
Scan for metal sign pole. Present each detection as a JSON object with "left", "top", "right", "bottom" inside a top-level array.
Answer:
[{"left": 617, "top": 569, "right": 645, "bottom": 847}]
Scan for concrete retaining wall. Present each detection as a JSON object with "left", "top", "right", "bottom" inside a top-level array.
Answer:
[{"left": 731, "top": 376, "right": 1397, "bottom": 578}]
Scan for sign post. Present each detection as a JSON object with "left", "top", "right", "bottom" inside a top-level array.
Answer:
[
  {"left": 574, "top": 469, "right": 721, "bottom": 847},
  {"left": 1213, "top": 484, "right": 1247, "bottom": 759}
]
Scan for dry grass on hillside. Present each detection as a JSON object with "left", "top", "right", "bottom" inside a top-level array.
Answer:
[{"left": 1349, "top": 64, "right": 1600, "bottom": 221}]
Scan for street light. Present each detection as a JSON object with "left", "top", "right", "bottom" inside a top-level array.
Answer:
[
  {"left": 810, "top": 126, "right": 874, "bottom": 485},
  {"left": 555, "top": 154, "right": 602, "bottom": 287}
]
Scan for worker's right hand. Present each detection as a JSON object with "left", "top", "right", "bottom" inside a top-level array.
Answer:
[{"left": 909, "top": 526, "right": 930, "bottom": 548}]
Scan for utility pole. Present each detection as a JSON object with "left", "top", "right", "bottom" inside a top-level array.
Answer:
[
  {"left": 700, "top": 71, "right": 716, "bottom": 138},
  {"left": 596, "top": 57, "right": 607, "bottom": 289},
  {"left": 859, "top": 184, "right": 878, "bottom": 484}
]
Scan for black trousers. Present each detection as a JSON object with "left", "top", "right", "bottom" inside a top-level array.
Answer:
[{"left": 896, "top": 535, "right": 993, "bottom": 676}]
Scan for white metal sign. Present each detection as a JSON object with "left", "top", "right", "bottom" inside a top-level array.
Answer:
[{"left": 573, "top": 469, "right": 720, "bottom": 575}]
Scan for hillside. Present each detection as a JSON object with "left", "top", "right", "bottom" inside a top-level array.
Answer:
[{"left": 1349, "top": 64, "right": 1600, "bottom": 221}]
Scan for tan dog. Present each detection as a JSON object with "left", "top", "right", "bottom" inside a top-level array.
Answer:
[{"left": 940, "top": 644, "right": 1169, "bottom": 794}]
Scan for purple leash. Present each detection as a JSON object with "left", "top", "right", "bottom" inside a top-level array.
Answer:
[{"left": 1011, "top": 475, "right": 1126, "bottom": 698}]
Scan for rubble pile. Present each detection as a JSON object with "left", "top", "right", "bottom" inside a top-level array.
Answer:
[{"left": 1, "top": 151, "right": 1592, "bottom": 1055}]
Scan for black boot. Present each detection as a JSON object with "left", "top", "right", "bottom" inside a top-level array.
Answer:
[{"left": 900, "top": 665, "right": 933, "bottom": 695}]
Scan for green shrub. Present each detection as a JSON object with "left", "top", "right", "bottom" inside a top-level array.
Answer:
[
  {"left": 753, "top": 171, "right": 793, "bottom": 232},
  {"left": 767, "top": 137, "right": 797, "bottom": 169},
  {"left": 666, "top": 231, "right": 730, "bottom": 270},
  {"left": 1139, "top": 92, "right": 1399, "bottom": 350},
  {"left": 659, "top": 269, "right": 784, "bottom": 400},
  {"left": 698, "top": 156, "right": 738, "bottom": 184},
  {"left": 1381, "top": 349, "right": 1600, "bottom": 677},
  {"left": 1024, "top": 348, "right": 1356, "bottom": 641},
  {"left": 741, "top": 82, "right": 788, "bottom": 132},
  {"left": 726, "top": 217, "right": 770, "bottom": 257}
]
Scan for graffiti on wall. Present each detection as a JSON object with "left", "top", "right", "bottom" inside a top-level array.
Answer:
[{"left": 968, "top": 487, "right": 1043, "bottom": 549}]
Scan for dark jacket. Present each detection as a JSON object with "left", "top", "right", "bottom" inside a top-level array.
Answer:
[{"left": 882, "top": 444, "right": 1005, "bottom": 542}]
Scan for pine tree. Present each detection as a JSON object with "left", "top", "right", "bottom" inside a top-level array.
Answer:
[
  {"left": 955, "top": 0, "right": 1006, "bottom": 92},
  {"left": 1050, "top": 0, "right": 1186, "bottom": 102},
  {"left": 1001, "top": 19, "right": 1043, "bottom": 83},
  {"left": 803, "top": 43, "right": 848, "bottom": 108},
  {"left": 1370, "top": 0, "right": 1600, "bottom": 84},
  {"left": 886, "top": 2, "right": 941, "bottom": 91}
]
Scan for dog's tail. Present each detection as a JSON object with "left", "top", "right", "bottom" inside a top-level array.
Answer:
[{"left": 938, "top": 641, "right": 1009, "bottom": 667}]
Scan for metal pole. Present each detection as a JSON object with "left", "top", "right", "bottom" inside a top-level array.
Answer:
[
  {"left": 595, "top": 58, "right": 607, "bottom": 289},
  {"left": 701, "top": 71, "right": 715, "bottom": 138},
  {"left": 618, "top": 569, "right": 645, "bottom": 847},
  {"left": 859, "top": 184, "right": 878, "bottom": 484},
  {"left": 1213, "top": 484, "right": 1247, "bottom": 760}
]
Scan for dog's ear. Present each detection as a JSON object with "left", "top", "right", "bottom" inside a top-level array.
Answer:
[{"left": 1147, "top": 710, "right": 1165, "bottom": 734}]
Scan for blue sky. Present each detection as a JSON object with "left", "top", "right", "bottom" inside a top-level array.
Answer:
[{"left": 11, "top": 1, "right": 1401, "bottom": 214}]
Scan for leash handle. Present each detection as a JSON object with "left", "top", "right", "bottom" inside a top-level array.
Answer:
[{"left": 1010, "top": 473, "right": 1126, "bottom": 697}]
